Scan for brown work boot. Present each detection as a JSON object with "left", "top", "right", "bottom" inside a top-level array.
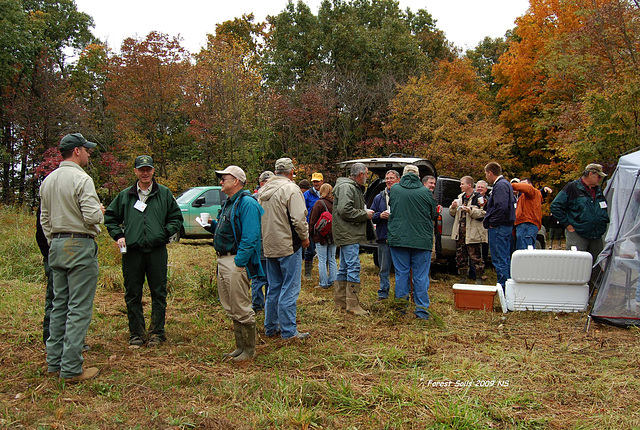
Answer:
[
  {"left": 62, "top": 367, "right": 99, "bottom": 383},
  {"left": 334, "top": 280, "right": 347, "bottom": 310},
  {"left": 346, "top": 282, "right": 368, "bottom": 316}
]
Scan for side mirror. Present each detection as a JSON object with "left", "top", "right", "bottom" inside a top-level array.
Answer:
[{"left": 193, "top": 196, "right": 205, "bottom": 207}]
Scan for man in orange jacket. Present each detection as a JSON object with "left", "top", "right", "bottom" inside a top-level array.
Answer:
[{"left": 511, "top": 178, "right": 543, "bottom": 250}]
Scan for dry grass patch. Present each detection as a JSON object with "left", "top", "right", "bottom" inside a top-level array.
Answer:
[{"left": 1, "top": 206, "right": 640, "bottom": 429}]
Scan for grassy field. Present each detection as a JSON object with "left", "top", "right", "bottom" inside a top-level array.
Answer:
[{"left": 1, "top": 205, "right": 640, "bottom": 429}]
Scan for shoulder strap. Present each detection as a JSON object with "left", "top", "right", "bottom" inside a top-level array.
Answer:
[
  {"left": 321, "top": 199, "right": 329, "bottom": 213},
  {"left": 230, "top": 191, "right": 249, "bottom": 247}
]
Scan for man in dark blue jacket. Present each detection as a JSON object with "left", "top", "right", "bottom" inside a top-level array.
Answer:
[
  {"left": 550, "top": 163, "right": 609, "bottom": 276},
  {"left": 371, "top": 169, "right": 400, "bottom": 299},
  {"left": 303, "top": 172, "right": 323, "bottom": 278},
  {"left": 483, "top": 162, "right": 516, "bottom": 288}
]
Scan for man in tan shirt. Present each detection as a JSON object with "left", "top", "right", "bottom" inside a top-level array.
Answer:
[{"left": 40, "top": 133, "right": 105, "bottom": 383}]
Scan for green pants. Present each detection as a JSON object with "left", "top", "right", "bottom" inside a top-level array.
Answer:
[
  {"left": 47, "top": 237, "right": 98, "bottom": 378},
  {"left": 122, "top": 246, "right": 168, "bottom": 341}
]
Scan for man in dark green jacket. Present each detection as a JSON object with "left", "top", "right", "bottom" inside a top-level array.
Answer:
[
  {"left": 550, "top": 163, "right": 610, "bottom": 275},
  {"left": 104, "top": 155, "right": 183, "bottom": 347},
  {"left": 388, "top": 165, "right": 437, "bottom": 320}
]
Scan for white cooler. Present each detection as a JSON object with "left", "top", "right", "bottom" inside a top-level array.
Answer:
[{"left": 505, "top": 248, "right": 592, "bottom": 312}]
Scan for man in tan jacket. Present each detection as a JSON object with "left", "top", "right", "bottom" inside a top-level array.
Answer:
[
  {"left": 450, "top": 176, "right": 487, "bottom": 284},
  {"left": 258, "top": 158, "right": 310, "bottom": 339}
]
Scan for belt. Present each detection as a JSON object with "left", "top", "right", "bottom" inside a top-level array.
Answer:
[
  {"left": 53, "top": 233, "right": 94, "bottom": 239},
  {"left": 216, "top": 251, "right": 236, "bottom": 257}
]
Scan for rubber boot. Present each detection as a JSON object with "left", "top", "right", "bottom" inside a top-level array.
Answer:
[
  {"left": 334, "top": 280, "right": 347, "bottom": 310},
  {"left": 223, "top": 320, "right": 244, "bottom": 358},
  {"left": 304, "top": 261, "right": 313, "bottom": 279},
  {"left": 233, "top": 322, "right": 256, "bottom": 362},
  {"left": 346, "top": 282, "right": 368, "bottom": 316}
]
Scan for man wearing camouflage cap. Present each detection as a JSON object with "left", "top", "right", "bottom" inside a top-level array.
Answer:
[{"left": 105, "top": 155, "right": 183, "bottom": 348}]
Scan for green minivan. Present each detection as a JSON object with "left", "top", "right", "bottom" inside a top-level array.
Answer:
[{"left": 175, "top": 186, "right": 227, "bottom": 240}]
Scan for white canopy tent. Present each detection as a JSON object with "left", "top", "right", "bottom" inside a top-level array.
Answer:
[{"left": 591, "top": 149, "right": 640, "bottom": 326}]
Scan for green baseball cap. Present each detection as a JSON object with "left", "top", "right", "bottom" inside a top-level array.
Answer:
[
  {"left": 59, "top": 133, "right": 98, "bottom": 152},
  {"left": 135, "top": 155, "right": 154, "bottom": 169}
]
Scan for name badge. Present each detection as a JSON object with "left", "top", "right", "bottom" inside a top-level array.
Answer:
[
  {"left": 134, "top": 200, "right": 147, "bottom": 212},
  {"left": 599, "top": 201, "right": 607, "bottom": 209}
]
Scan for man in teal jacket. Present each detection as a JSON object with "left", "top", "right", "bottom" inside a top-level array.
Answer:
[
  {"left": 104, "top": 155, "right": 183, "bottom": 347},
  {"left": 205, "top": 165, "right": 264, "bottom": 360},
  {"left": 388, "top": 165, "right": 437, "bottom": 320},
  {"left": 550, "top": 163, "right": 610, "bottom": 277}
]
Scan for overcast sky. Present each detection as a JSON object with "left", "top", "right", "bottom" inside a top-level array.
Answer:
[{"left": 73, "top": 0, "right": 530, "bottom": 54}]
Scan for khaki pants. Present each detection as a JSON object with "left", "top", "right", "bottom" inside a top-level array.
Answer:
[{"left": 216, "top": 255, "right": 255, "bottom": 324}]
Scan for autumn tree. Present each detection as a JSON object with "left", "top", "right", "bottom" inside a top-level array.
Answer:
[
  {"left": 106, "top": 32, "right": 191, "bottom": 180},
  {"left": 385, "top": 59, "right": 510, "bottom": 178},
  {"left": 184, "top": 31, "right": 271, "bottom": 187},
  {"left": 494, "top": 0, "right": 640, "bottom": 185},
  {"left": 0, "top": 0, "right": 95, "bottom": 204},
  {"left": 262, "top": 0, "right": 451, "bottom": 169}
]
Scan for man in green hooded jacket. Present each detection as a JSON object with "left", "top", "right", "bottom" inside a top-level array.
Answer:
[{"left": 388, "top": 165, "right": 437, "bottom": 320}]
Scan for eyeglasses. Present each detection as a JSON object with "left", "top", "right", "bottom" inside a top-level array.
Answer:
[{"left": 220, "top": 176, "right": 235, "bottom": 183}]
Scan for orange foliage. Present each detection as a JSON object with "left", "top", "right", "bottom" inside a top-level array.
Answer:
[{"left": 385, "top": 59, "right": 510, "bottom": 178}]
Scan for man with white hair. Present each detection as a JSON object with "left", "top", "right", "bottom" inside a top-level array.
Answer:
[
  {"left": 259, "top": 158, "right": 310, "bottom": 339},
  {"left": 388, "top": 165, "right": 437, "bottom": 320},
  {"left": 333, "top": 162, "right": 373, "bottom": 315}
]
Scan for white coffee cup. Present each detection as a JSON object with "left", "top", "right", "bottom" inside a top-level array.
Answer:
[
  {"left": 200, "top": 213, "right": 211, "bottom": 224},
  {"left": 119, "top": 244, "right": 127, "bottom": 254}
]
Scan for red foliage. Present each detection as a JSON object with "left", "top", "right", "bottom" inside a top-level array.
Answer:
[
  {"left": 99, "top": 152, "right": 129, "bottom": 192},
  {"left": 34, "top": 148, "right": 62, "bottom": 178}
]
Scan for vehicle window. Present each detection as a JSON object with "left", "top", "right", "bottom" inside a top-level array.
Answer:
[
  {"left": 440, "top": 179, "right": 461, "bottom": 207},
  {"left": 176, "top": 188, "right": 201, "bottom": 204},
  {"left": 194, "top": 189, "right": 222, "bottom": 208}
]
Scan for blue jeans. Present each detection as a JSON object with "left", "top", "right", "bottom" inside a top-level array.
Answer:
[
  {"left": 336, "top": 244, "right": 361, "bottom": 283},
  {"left": 377, "top": 242, "right": 392, "bottom": 299},
  {"left": 316, "top": 243, "right": 337, "bottom": 288},
  {"left": 489, "top": 225, "right": 513, "bottom": 288},
  {"left": 251, "top": 259, "right": 268, "bottom": 311},
  {"left": 390, "top": 247, "right": 432, "bottom": 319},
  {"left": 264, "top": 248, "right": 303, "bottom": 339},
  {"left": 516, "top": 222, "right": 538, "bottom": 250}
]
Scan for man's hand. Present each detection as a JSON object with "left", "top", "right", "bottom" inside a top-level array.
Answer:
[
  {"left": 380, "top": 210, "right": 390, "bottom": 220},
  {"left": 301, "top": 238, "right": 310, "bottom": 248},
  {"left": 117, "top": 237, "right": 126, "bottom": 247},
  {"left": 195, "top": 216, "right": 211, "bottom": 228},
  {"left": 100, "top": 204, "right": 106, "bottom": 215},
  {"left": 366, "top": 209, "right": 374, "bottom": 219},
  {"left": 567, "top": 225, "right": 576, "bottom": 233}
]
